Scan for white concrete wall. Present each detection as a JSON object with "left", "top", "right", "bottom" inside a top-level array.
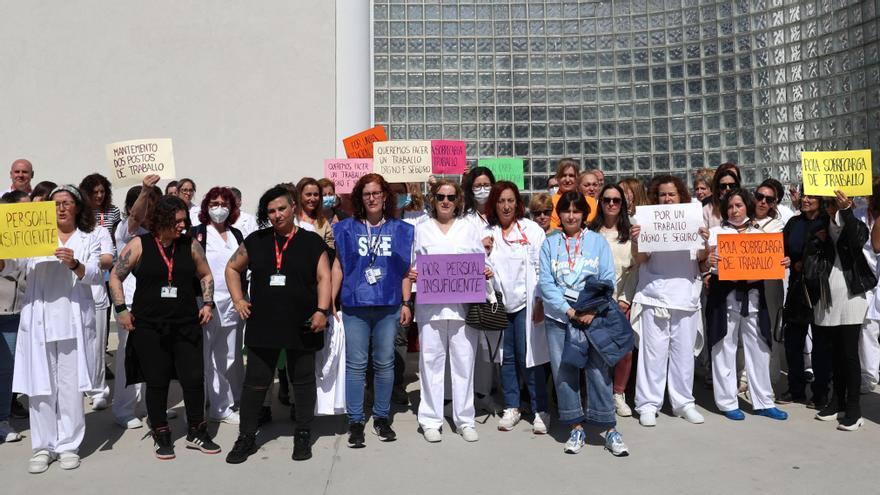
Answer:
[{"left": 0, "top": 1, "right": 337, "bottom": 213}]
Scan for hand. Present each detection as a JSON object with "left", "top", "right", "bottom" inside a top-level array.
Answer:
[
  {"left": 708, "top": 251, "right": 720, "bottom": 267},
  {"left": 233, "top": 299, "right": 252, "bottom": 320},
  {"left": 55, "top": 247, "right": 77, "bottom": 268},
  {"left": 532, "top": 299, "right": 544, "bottom": 323},
  {"left": 482, "top": 236, "right": 494, "bottom": 254},
  {"left": 484, "top": 266, "right": 493, "bottom": 279},
  {"left": 142, "top": 174, "right": 161, "bottom": 189},
  {"left": 117, "top": 310, "right": 135, "bottom": 331},
  {"left": 574, "top": 311, "right": 595, "bottom": 326},
  {"left": 833, "top": 190, "right": 852, "bottom": 210},
  {"left": 407, "top": 267, "right": 418, "bottom": 282},
  {"left": 198, "top": 305, "right": 213, "bottom": 325},
  {"left": 781, "top": 256, "right": 791, "bottom": 268},
  {"left": 630, "top": 224, "right": 641, "bottom": 243},
  {"left": 698, "top": 226, "right": 710, "bottom": 241},
  {"left": 427, "top": 175, "right": 437, "bottom": 186},
  {"left": 617, "top": 300, "right": 631, "bottom": 313},
  {"left": 310, "top": 311, "right": 327, "bottom": 332},
  {"left": 400, "top": 304, "right": 412, "bottom": 326},
  {"left": 789, "top": 185, "right": 801, "bottom": 209}
]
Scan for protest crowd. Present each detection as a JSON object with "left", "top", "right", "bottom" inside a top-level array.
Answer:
[{"left": 1, "top": 152, "right": 879, "bottom": 474}]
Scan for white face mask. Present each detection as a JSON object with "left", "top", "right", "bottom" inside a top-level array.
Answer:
[
  {"left": 209, "top": 206, "right": 230, "bottom": 224},
  {"left": 473, "top": 186, "right": 491, "bottom": 205}
]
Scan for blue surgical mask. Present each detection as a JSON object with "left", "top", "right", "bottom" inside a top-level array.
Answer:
[
  {"left": 322, "top": 195, "right": 336, "bottom": 209},
  {"left": 397, "top": 194, "right": 412, "bottom": 210}
]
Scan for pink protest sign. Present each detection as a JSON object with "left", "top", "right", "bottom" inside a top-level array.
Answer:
[
  {"left": 431, "top": 140, "right": 467, "bottom": 174},
  {"left": 417, "top": 253, "right": 486, "bottom": 304},
  {"left": 323, "top": 159, "right": 373, "bottom": 194}
]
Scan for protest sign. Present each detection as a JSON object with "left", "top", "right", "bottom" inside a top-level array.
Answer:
[
  {"left": 343, "top": 125, "right": 388, "bottom": 159},
  {"left": 324, "top": 159, "right": 373, "bottom": 194},
  {"left": 431, "top": 140, "right": 467, "bottom": 174},
  {"left": 0, "top": 201, "right": 58, "bottom": 259},
  {"left": 478, "top": 158, "right": 525, "bottom": 189},
  {"left": 633, "top": 203, "right": 703, "bottom": 253},
  {"left": 416, "top": 253, "right": 486, "bottom": 304},
  {"left": 801, "top": 149, "right": 872, "bottom": 197},
  {"left": 105, "top": 138, "right": 176, "bottom": 187},
  {"left": 373, "top": 140, "right": 432, "bottom": 183},
  {"left": 717, "top": 232, "right": 785, "bottom": 281}
]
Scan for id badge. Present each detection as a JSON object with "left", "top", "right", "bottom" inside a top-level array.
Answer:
[
  {"left": 365, "top": 267, "right": 382, "bottom": 285},
  {"left": 563, "top": 288, "right": 580, "bottom": 302},
  {"left": 160, "top": 286, "right": 178, "bottom": 299},
  {"left": 270, "top": 274, "right": 287, "bottom": 286}
]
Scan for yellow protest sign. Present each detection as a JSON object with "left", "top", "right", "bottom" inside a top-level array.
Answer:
[
  {"left": 801, "top": 149, "right": 872, "bottom": 197},
  {"left": 0, "top": 201, "right": 58, "bottom": 259}
]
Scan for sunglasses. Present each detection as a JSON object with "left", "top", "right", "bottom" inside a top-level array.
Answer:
[
  {"left": 754, "top": 192, "right": 777, "bottom": 204},
  {"left": 718, "top": 182, "right": 737, "bottom": 190},
  {"left": 531, "top": 209, "right": 552, "bottom": 217},
  {"left": 435, "top": 194, "right": 458, "bottom": 202},
  {"left": 602, "top": 197, "right": 622, "bottom": 205}
]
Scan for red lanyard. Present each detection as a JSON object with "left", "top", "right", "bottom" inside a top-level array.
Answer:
[
  {"left": 99, "top": 212, "right": 105, "bottom": 227},
  {"left": 274, "top": 228, "right": 297, "bottom": 272},
  {"left": 563, "top": 230, "right": 582, "bottom": 270},
  {"left": 502, "top": 221, "right": 529, "bottom": 246},
  {"left": 154, "top": 237, "right": 176, "bottom": 285}
]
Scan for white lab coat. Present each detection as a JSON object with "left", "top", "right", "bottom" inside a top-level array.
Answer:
[
  {"left": 486, "top": 218, "right": 549, "bottom": 367},
  {"left": 7, "top": 228, "right": 102, "bottom": 396},
  {"left": 233, "top": 211, "right": 259, "bottom": 238},
  {"left": 315, "top": 312, "right": 346, "bottom": 415}
]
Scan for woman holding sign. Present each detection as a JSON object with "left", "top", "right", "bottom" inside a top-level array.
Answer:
[
  {"left": 412, "top": 179, "right": 490, "bottom": 442},
  {"left": 630, "top": 175, "right": 707, "bottom": 427},
  {"left": 1, "top": 185, "right": 101, "bottom": 473},
  {"left": 485, "top": 181, "right": 549, "bottom": 434},
  {"left": 705, "top": 188, "right": 789, "bottom": 421}
]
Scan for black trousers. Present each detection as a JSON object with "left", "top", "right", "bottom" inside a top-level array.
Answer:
[
  {"left": 240, "top": 346, "right": 316, "bottom": 435},
  {"left": 814, "top": 324, "right": 862, "bottom": 418},
  {"left": 784, "top": 322, "right": 831, "bottom": 401},
  {"left": 130, "top": 325, "right": 205, "bottom": 429}
]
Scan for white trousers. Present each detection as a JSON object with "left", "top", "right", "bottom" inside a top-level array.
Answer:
[
  {"left": 712, "top": 310, "right": 775, "bottom": 411},
  {"left": 418, "top": 320, "right": 478, "bottom": 429},
  {"left": 635, "top": 307, "right": 699, "bottom": 415},
  {"left": 29, "top": 339, "right": 85, "bottom": 454},
  {"left": 203, "top": 317, "right": 244, "bottom": 419},
  {"left": 111, "top": 326, "right": 144, "bottom": 420},
  {"left": 88, "top": 309, "right": 109, "bottom": 401},
  {"left": 860, "top": 319, "right": 880, "bottom": 388}
]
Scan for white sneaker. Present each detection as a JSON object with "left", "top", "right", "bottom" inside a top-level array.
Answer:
[
  {"left": 422, "top": 427, "right": 442, "bottom": 443},
  {"left": 58, "top": 452, "right": 80, "bottom": 470},
  {"left": 91, "top": 397, "right": 109, "bottom": 411},
  {"left": 0, "top": 420, "right": 22, "bottom": 442},
  {"left": 115, "top": 416, "right": 143, "bottom": 429},
  {"left": 211, "top": 411, "right": 240, "bottom": 425},
  {"left": 532, "top": 411, "right": 550, "bottom": 434},
  {"left": 614, "top": 393, "right": 632, "bottom": 417},
  {"left": 28, "top": 450, "right": 53, "bottom": 474},
  {"left": 639, "top": 410, "right": 657, "bottom": 427},
  {"left": 564, "top": 428, "right": 586, "bottom": 454},
  {"left": 680, "top": 407, "right": 705, "bottom": 424},
  {"left": 861, "top": 383, "right": 876, "bottom": 394},
  {"left": 459, "top": 426, "right": 479, "bottom": 442},
  {"left": 497, "top": 408, "right": 521, "bottom": 431}
]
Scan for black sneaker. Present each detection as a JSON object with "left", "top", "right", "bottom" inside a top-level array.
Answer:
[
  {"left": 152, "top": 426, "right": 175, "bottom": 460},
  {"left": 837, "top": 416, "right": 865, "bottom": 431},
  {"left": 258, "top": 406, "right": 272, "bottom": 426},
  {"left": 292, "top": 429, "right": 312, "bottom": 461},
  {"left": 348, "top": 423, "right": 366, "bottom": 448},
  {"left": 391, "top": 387, "right": 410, "bottom": 406},
  {"left": 185, "top": 422, "right": 222, "bottom": 454},
  {"left": 776, "top": 391, "right": 806, "bottom": 405},
  {"left": 225, "top": 434, "right": 258, "bottom": 464},
  {"left": 372, "top": 418, "right": 397, "bottom": 442},
  {"left": 10, "top": 396, "right": 27, "bottom": 419},
  {"left": 815, "top": 406, "right": 842, "bottom": 422},
  {"left": 806, "top": 396, "right": 827, "bottom": 410}
]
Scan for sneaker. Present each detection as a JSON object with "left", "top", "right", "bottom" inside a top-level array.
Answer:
[
  {"left": 166, "top": 408, "right": 178, "bottom": 420},
  {"left": 58, "top": 452, "right": 80, "bottom": 470},
  {"left": 638, "top": 410, "right": 657, "bottom": 427},
  {"left": 91, "top": 397, "right": 109, "bottom": 411},
  {"left": 292, "top": 429, "right": 312, "bottom": 461},
  {"left": 604, "top": 430, "right": 630, "bottom": 457},
  {"left": 422, "top": 427, "right": 441, "bottom": 443},
  {"left": 348, "top": 423, "right": 366, "bottom": 448},
  {"left": 225, "top": 434, "right": 258, "bottom": 464},
  {"left": 210, "top": 411, "right": 240, "bottom": 425},
  {"left": 1, "top": 420, "right": 23, "bottom": 442},
  {"left": 533, "top": 411, "right": 551, "bottom": 434},
  {"left": 28, "top": 450, "right": 53, "bottom": 474},
  {"left": 459, "top": 426, "right": 479, "bottom": 442},
  {"left": 116, "top": 416, "right": 144, "bottom": 429},
  {"left": 152, "top": 427, "right": 175, "bottom": 460},
  {"left": 804, "top": 369, "right": 815, "bottom": 383},
  {"left": 372, "top": 417, "right": 397, "bottom": 442},
  {"left": 860, "top": 383, "right": 876, "bottom": 395},
  {"left": 776, "top": 391, "right": 806, "bottom": 405},
  {"left": 614, "top": 393, "right": 632, "bottom": 417},
  {"left": 185, "top": 422, "right": 222, "bottom": 454},
  {"left": 722, "top": 409, "right": 745, "bottom": 421},
  {"left": 837, "top": 416, "right": 865, "bottom": 431},
  {"left": 10, "top": 396, "right": 28, "bottom": 419},
  {"left": 815, "top": 406, "right": 843, "bottom": 422},
  {"left": 563, "top": 427, "right": 586, "bottom": 454},
  {"left": 680, "top": 407, "right": 705, "bottom": 424},
  {"left": 755, "top": 407, "right": 788, "bottom": 420},
  {"left": 497, "top": 408, "right": 521, "bottom": 431}
]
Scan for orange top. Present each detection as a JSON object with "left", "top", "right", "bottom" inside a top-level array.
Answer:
[{"left": 550, "top": 192, "right": 597, "bottom": 230}]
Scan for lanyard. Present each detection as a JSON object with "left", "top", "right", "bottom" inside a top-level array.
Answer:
[
  {"left": 364, "top": 218, "right": 386, "bottom": 267},
  {"left": 501, "top": 221, "right": 529, "bottom": 246},
  {"left": 563, "top": 230, "right": 582, "bottom": 271},
  {"left": 274, "top": 228, "right": 297, "bottom": 273},
  {"left": 154, "top": 237, "right": 176, "bottom": 286},
  {"left": 99, "top": 212, "right": 105, "bottom": 227}
]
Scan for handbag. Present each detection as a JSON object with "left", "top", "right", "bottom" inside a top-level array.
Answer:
[{"left": 466, "top": 290, "right": 508, "bottom": 332}]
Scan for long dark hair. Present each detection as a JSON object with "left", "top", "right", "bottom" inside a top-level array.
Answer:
[
  {"left": 462, "top": 166, "right": 496, "bottom": 213},
  {"left": 590, "top": 184, "right": 631, "bottom": 244},
  {"left": 79, "top": 173, "right": 114, "bottom": 211},
  {"left": 709, "top": 162, "right": 741, "bottom": 216},
  {"left": 50, "top": 186, "right": 95, "bottom": 233},
  {"left": 485, "top": 181, "right": 525, "bottom": 226}
]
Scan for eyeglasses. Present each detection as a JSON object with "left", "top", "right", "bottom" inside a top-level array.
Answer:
[
  {"left": 179, "top": 188, "right": 195, "bottom": 194},
  {"left": 754, "top": 192, "right": 777, "bottom": 204},
  {"left": 602, "top": 197, "right": 622, "bottom": 205},
  {"left": 531, "top": 209, "right": 552, "bottom": 217},
  {"left": 718, "top": 183, "right": 737, "bottom": 190},
  {"left": 435, "top": 194, "right": 458, "bottom": 202},
  {"left": 362, "top": 191, "right": 384, "bottom": 199},
  {"left": 55, "top": 201, "right": 75, "bottom": 209}
]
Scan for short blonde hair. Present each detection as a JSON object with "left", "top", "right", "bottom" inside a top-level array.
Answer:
[{"left": 529, "top": 192, "right": 553, "bottom": 212}]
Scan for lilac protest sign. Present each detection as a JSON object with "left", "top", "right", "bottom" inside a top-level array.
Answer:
[
  {"left": 417, "top": 253, "right": 486, "bottom": 304},
  {"left": 431, "top": 140, "right": 467, "bottom": 174}
]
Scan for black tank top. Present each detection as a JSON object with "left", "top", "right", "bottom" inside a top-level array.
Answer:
[{"left": 132, "top": 233, "right": 199, "bottom": 326}]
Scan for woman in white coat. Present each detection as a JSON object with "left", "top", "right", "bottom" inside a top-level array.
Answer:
[
  {"left": 2, "top": 185, "right": 102, "bottom": 473},
  {"left": 413, "top": 179, "right": 490, "bottom": 442},
  {"left": 484, "top": 181, "right": 550, "bottom": 433}
]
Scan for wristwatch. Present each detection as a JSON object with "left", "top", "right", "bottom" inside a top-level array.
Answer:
[
  {"left": 317, "top": 307, "right": 331, "bottom": 317},
  {"left": 114, "top": 304, "right": 128, "bottom": 315}
]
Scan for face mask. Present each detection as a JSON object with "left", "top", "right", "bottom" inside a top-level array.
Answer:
[
  {"left": 397, "top": 194, "right": 412, "bottom": 210},
  {"left": 473, "top": 186, "right": 490, "bottom": 205},
  {"left": 549, "top": 186, "right": 559, "bottom": 196},
  {"left": 208, "top": 206, "right": 230, "bottom": 224},
  {"left": 322, "top": 195, "right": 336, "bottom": 209},
  {"left": 726, "top": 216, "right": 749, "bottom": 227}
]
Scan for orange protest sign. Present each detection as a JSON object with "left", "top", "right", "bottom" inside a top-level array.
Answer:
[
  {"left": 343, "top": 125, "right": 388, "bottom": 159},
  {"left": 717, "top": 232, "right": 784, "bottom": 281}
]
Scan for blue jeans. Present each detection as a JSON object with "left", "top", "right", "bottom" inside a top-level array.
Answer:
[
  {"left": 545, "top": 318, "right": 615, "bottom": 428},
  {"left": 501, "top": 308, "right": 548, "bottom": 412},
  {"left": 0, "top": 314, "right": 20, "bottom": 422},
  {"left": 342, "top": 305, "right": 400, "bottom": 424}
]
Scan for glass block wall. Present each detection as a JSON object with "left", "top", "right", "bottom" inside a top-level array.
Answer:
[{"left": 372, "top": 0, "right": 880, "bottom": 192}]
